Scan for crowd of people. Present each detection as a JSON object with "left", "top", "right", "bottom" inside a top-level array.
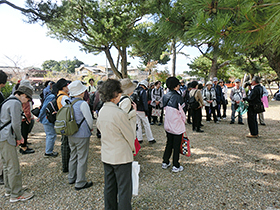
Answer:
[{"left": 0, "top": 69, "right": 271, "bottom": 208}]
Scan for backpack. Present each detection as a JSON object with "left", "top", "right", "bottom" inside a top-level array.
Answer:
[
  {"left": 117, "top": 96, "right": 134, "bottom": 112},
  {"left": 54, "top": 98, "right": 85, "bottom": 136},
  {"left": 0, "top": 97, "right": 21, "bottom": 131},
  {"left": 130, "top": 88, "right": 142, "bottom": 105},
  {"left": 189, "top": 90, "right": 200, "bottom": 110},
  {"left": 46, "top": 94, "right": 63, "bottom": 123}
]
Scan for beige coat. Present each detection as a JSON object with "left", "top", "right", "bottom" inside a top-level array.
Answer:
[
  {"left": 118, "top": 96, "right": 137, "bottom": 140},
  {"left": 189, "top": 89, "right": 204, "bottom": 107},
  {"left": 97, "top": 102, "right": 135, "bottom": 165}
]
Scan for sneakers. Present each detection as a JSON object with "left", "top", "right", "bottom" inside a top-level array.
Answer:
[
  {"left": 149, "top": 139, "right": 156, "bottom": 144},
  {"left": 10, "top": 191, "right": 34, "bottom": 203},
  {"left": 44, "top": 152, "right": 58, "bottom": 157},
  {"left": 217, "top": 117, "right": 221, "bottom": 121},
  {"left": 238, "top": 122, "right": 244, "bottom": 125},
  {"left": 162, "top": 162, "right": 171, "bottom": 169},
  {"left": 5, "top": 186, "right": 28, "bottom": 197},
  {"left": 19, "top": 147, "right": 35, "bottom": 155},
  {"left": 230, "top": 121, "right": 234, "bottom": 124},
  {"left": 172, "top": 166, "right": 184, "bottom": 173}
]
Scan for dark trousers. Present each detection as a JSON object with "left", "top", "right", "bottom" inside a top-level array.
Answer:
[
  {"left": 103, "top": 162, "right": 132, "bottom": 210},
  {"left": 247, "top": 106, "right": 258, "bottom": 135},
  {"left": 61, "top": 135, "right": 70, "bottom": 172},
  {"left": 163, "top": 132, "right": 182, "bottom": 168},
  {"left": 192, "top": 108, "right": 202, "bottom": 130},
  {"left": 187, "top": 108, "right": 192, "bottom": 123},
  {"left": 216, "top": 103, "right": 221, "bottom": 118},
  {"left": 205, "top": 105, "right": 217, "bottom": 122},
  {"left": 147, "top": 105, "right": 153, "bottom": 123},
  {"left": 20, "top": 119, "right": 34, "bottom": 147},
  {"left": 221, "top": 101, "right": 227, "bottom": 117}
]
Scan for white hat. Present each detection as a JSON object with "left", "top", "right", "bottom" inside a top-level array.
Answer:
[
  {"left": 139, "top": 80, "right": 148, "bottom": 88},
  {"left": 68, "top": 80, "right": 87, "bottom": 97},
  {"left": 206, "top": 81, "right": 212, "bottom": 86}
]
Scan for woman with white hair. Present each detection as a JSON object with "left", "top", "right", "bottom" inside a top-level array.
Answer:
[
  {"left": 67, "top": 80, "right": 94, "bottom": 190},
  {"left": 202, "top": 81, "right": 218, "bottom": 123}
]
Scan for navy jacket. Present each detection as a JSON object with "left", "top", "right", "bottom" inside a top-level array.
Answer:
[
  {"left": 213, "top": 84, "right": 223, "bottom": 103},
  {"left": 135, "top": 86, "right": 148, "bottom": 114},
  {"left": 244, "top": 84, "right": 263, "bottom": 107},
  {"left": 163, "top": 90, "right": 185, "bottom": 112}
]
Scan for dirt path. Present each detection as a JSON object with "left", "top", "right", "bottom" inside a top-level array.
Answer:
[{"left": 1, "top": 101, "right": 279, "bottom": 209}]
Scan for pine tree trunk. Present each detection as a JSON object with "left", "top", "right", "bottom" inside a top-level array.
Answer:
[
  {"left": 104, "top": 48, "right": 123, "bottom": 79},
  {"left": 171, "top": 39, "right": 176, "bottom": 77},
  {"left": 120, "top": 47, "right": 128, "bottom": 78},
  {"left": 264, "top": 50, "right": 280, "bottom": 79},
  {"left": 209, "top": 45, "right": 219, "bottom": 80}
]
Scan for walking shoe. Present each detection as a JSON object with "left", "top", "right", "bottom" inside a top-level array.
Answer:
[
  {"left": 238, "top": 122, "right": 244, "bottom": 125},
  {"left": 149, "top": 139, "right": 156, "bottom": 144},
  {"left": 150, "top": 122, "right": 155, "bottom": 125},
  {"left": 214, "top": 121, "right": 219, "bottom": 123},
  {"left": 260, "top": 123, "right": 266, "bottom": 126},
  {"left": 187, "top": 121, "right": 192, "bottom": 124},
  {"left": 75, "top": 181, "right": 93, "bottom": 191},
  {"left": 172, "top": 166, "right": 184, "bottom": 173},
  {"left": 217, "top": 117, "right": 221, "bottom": 121},
  {"left": 230, "top": 121, "right": 234, "bottom": 124},
  {"left": 5, "top": 186, "right": 28, "bottom": 197},
  {"left": 158, "top": 123, "right": 162, "bottom": 126},
  {"left": 246, "top": 134, "right": 258, "bottom": 138},
  {"left": 44, "top": 152, "right": 58, "bottom": 158},
  {"left": 196, "top": 129, "right": 204, "bottom": 133},
  {"left": 223, "top": 117, "right": 226, "bottom": 120},
  {"left": 19, "top": 148, "right": 35, "bottom": 155},
  {"left": 162, "top": 162, "right": 171, "bottom": 169},
  {"left": 138, "top": 140, "right": 143, "bottom": 144},
  {"left": 206, "top": 121, "right": 210, "bottom": 123},
  {"left": 10, "top": 191, "right": 34, "bottom": 203}
]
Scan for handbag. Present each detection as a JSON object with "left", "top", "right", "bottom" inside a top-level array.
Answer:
[
  {"left": 151, "top": 108, "right": 162, "bottom": 117},
  {"left": 180, "top": 132, "right": 191, "bottom": 157},
  {"left": 134, "top": 138, "right": 141, "bottom": 156},
  {"left": 132, "top": 161, "right": 140, "bottom": 196},
  {"left": 31, "top": 107, "right": 40, "bottom": 117},
  {"left": 253, "top": 102, "right": 265, "bottom": 113}
]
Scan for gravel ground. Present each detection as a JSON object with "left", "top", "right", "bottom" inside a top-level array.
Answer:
[{"left": 0, "top": 101, "right": 279, "bottom": 210}]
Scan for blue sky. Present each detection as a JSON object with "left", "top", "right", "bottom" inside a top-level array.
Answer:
[{"left": 0, "top": 1, "right": 201, "bottom": 74}]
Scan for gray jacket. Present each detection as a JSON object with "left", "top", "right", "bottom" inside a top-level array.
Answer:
[{"left": 0, "top": 96, "right": 22, "bottom": 146}]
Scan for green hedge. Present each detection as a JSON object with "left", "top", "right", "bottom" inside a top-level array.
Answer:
[{"left": 1, "top": 82, "right": 15, "bottom": 98}]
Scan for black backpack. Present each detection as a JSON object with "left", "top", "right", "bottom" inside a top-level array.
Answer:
[
  {"left": 130, "top": 88, "right": 142, "bottom": 106},
  {"left": 189, "top": 90, "right": 200, "bottom": 110},
  {"left": 46, "top": 94, "right": 63, "bottom": 123}
]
